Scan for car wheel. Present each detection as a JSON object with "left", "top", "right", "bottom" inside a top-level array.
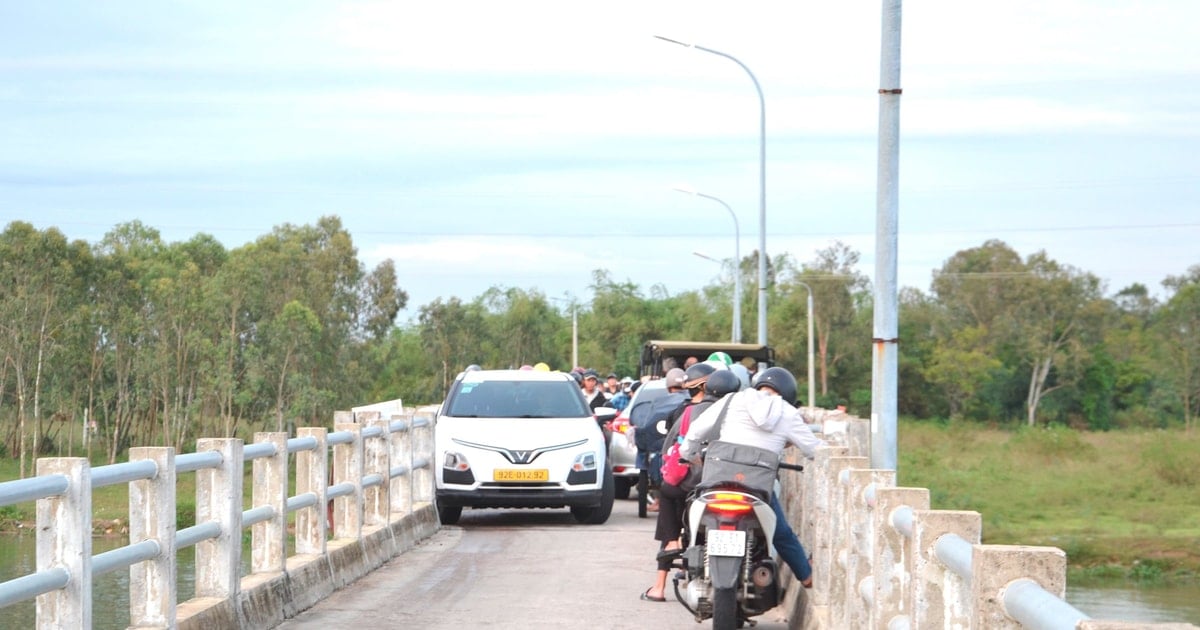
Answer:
[
  {"left": 437, "top": 504, "right": 462, "bottom": 525},
  {"left": 572, "top": 467, "right": 615, "bottom": 525},
  {"left": 614, "top": 475, "right": 633, "bottom": 500}
]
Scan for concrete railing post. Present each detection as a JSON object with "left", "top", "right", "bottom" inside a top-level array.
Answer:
[
  {"left": 333, "top": 422, "right": 364, "bottom": 540},
  {"left": 825, "top": 455, "right": 868, "bottom": 621},
  {"left": 295, "top": 427, "right": 328, "bottom": 555},
  {"left": 36, "top": 458, "right": 91, "bottom": 630},
  {"left": 364, "top": 416, "right": 391, "bottom": 527},
  {"left": 972, "top": 544, "right": 1066, "bottom": 629},
  {"left": 195, "top": 438, "right": 244, "bottom": 599},
  {"left": 912, "top": 509, "right": 981, "bottom": 629},
  {"left": 871, "top": 487, "right": 929, "bottom": 630},
  {"left": 129, "top": 447, "right": 176, "bottom": 628},
  {"left": 846, "top": 469, "right": 895, "bottom": 629},
  {"left": 412, "top": 409, "right": 435, "bottom": 505},
  {"left": 391, "top": 413, "right": 414, "bottom": 515},
  {"left": 252, "top": 432, "right": 288, "bottom": 574},
  {"left": 809, "top": 445, "right": 848, "bottom": 607}
]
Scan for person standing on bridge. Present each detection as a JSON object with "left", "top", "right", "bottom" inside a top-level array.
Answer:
[{"left": 680, "top": 366, "right": 825, "bottom": 588}]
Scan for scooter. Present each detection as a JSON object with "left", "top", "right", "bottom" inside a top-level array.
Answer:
[{"left": 666, "top": 461, "right": 805, "bottom": 630}]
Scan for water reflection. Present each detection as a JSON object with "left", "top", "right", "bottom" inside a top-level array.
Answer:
[
  {"left": 0, "top": 533, "right": 244, "bottom": 630},
  {"left": 1068, "top": 584, "right": 1200, "bottom": 625}
]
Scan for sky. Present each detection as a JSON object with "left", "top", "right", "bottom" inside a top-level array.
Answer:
[{"left": 2, "top": 1, "right": 1198, "bottom": 322}]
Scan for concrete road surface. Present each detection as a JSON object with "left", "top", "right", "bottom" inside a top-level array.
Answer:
[{"left": 278, "top": 497, "right": 796, "bottom": 629}]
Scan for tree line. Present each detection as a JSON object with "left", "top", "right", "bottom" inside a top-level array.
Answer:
[{"left": 2, "top": 217, "right": 1197, "bottom": 476}]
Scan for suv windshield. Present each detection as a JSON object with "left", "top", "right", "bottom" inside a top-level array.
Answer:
[{"left": 445, "top": 379, "right": 590, "bottom": 418}]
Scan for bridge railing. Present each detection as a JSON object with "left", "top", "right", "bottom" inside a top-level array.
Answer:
[
  {"left": 0, "top": 406, "right": 440, "bottom": 629},
  {"left": 782, "top": 416, "right": 1195, "bottom": 630}
]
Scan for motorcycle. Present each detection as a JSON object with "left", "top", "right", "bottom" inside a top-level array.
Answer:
[{"left": 664, "top": 461, "right": 805, "bottom": 630}]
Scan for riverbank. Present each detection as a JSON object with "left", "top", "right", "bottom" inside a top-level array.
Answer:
[{"left": 899, "top": 421, "right": 1200, "bottom": 583}]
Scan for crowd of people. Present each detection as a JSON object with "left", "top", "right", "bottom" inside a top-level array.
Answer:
[
  {"left": 636, "top": 355, "right": 826, "bottom": 605},
  {"left": 497, "top": 355, "right": 826, "bottom": 605}
]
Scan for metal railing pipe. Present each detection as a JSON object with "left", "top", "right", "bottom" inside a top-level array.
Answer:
[
  {"left": 326, "top": 482, "right": 355, "bottom": 500},
  {"left": 241, "top": 505, "right": 276, "bottom": 528},
  {"left": 389, "top": 465, "right": 411, "bottom": 479},
  {"left": 176, "top": 451, "right": 223, "bottom": 473},
  {"left": 176, "top": 521, "right": 222, "bottom": 549},
  {"left": 91, "top": 460, "right": 158, "bottom": 488},
  {"left": 243, "top": 442, "right": 278, "bottom": 461},
  {"left": 93, "top": 540, "right": 161, "bottom": 577},
  {"left": 935, "top": 533, "right": 973, "bottom": 579},
  {"left": 0, "top": 567, "right": 70, "bottom": 608},
  {"left": 0, "top": 474, "right": 69, "bottom": 507},
  {"left": 361, "top": 473, "right": 383, "bottom": 488},
  {"left": 287, "top": 493, "right": 318, "bottom": 513},
  {"left": 287, "top": 436, "right": 319, "bottom": 453},
  {"left": 1003, "top": 578, "right": 1091, "bottom": 629},
  {"left": 327, "top": 431, "right": 354, "bottom": 446},
  {"left": 890, "top": 505, "right": 914, "bottom": 538},
  {"left": 388, "top": 419, "right": 409, "bottom": 433}
]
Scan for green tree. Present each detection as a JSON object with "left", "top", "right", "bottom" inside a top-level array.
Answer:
[{"left": 1155, "top": 266, "right": 1200, "bottom": 432}]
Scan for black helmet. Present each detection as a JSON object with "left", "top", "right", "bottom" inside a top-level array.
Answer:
[
  {"left": 754, "top": 366, "right": 798, "bottom": 405},
  {"left": 683, "top": 362, "right": 717, "bottom": 389},
  {"left": 705, "top": 370, "right": 741, "bottom": 398}
]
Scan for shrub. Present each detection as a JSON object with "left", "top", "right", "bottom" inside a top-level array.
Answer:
[
  {"left": 1140, "top": 432, "right": 1199, "bottom": 487},
  {"left": 1005, "top": 424, "right": 1095, "bottom": 462}
]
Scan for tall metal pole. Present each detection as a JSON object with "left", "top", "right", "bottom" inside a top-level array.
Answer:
[
  {"left": 676, "top": 188, "right": 741, "bottom": 342},
  {"left": 656, "top": 36, "right": 767, "bottom": 352},
  {"left": 871, "top": 0, "right": 902, "bottom": 471},
  {"left": 571, "top": 304, "right": 578, "bottom": 369},
  {"left": 797, "top": 282, "right": 816, "bottom": 409}
]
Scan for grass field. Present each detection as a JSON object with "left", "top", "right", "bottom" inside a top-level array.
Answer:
[{"left": 898, "top": 421, "right": 1200, "bottom": 584}]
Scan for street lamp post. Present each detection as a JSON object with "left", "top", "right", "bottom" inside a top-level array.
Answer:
[
  {"left": 676, "top": 187, "right": 741, "bottom": 342},
  {"left": 691, "top": 251, "right": 738, "bottom": 343},
  {"left": 796, "top": 282, "right": 816, "bottom": 409},
  {"left": 656, "top": 35, "right": 767, "bottom": 353}
]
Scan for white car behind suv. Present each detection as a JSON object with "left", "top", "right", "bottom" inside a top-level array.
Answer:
[{"left": 434, "top": 369, "right": 615, "bottom": 525}]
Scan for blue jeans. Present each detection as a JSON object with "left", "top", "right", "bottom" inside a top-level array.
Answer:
[{"left": 770, "top": 495, "right": 811, "bottom": 582}]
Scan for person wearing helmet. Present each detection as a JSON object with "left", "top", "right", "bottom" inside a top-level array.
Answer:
[
  {"left": 640, "top": 361, "right": 726, "bottom": 602},
  {"left": 679, "top": 365, "right": 825, "bottom": 588},
  {"left": 707, "top": 351, "right": 733, "bottom": 367},
  {"left": 532, "top": 362, "right": 550, "bottom": 372}
]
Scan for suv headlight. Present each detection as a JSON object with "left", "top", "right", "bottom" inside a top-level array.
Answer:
[
  {"left": 571, "top": 451, "right": 598, "bottom": 472},
  {"left": 443, "top": 451, "right": 470, "bottom": 471}
]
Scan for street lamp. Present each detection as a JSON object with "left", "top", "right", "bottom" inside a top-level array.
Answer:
[
  {"left": 676, "top": 187, "right": 741, "bottom": 342},
  {"left": 691, "top": 251, "right": 738, "bottom": 343},
  {"left": 795, "top": 282, "right": 816, "bottom": 409},
  {"left": 656, "top": 35, "right": 768, "bottom": 353}
]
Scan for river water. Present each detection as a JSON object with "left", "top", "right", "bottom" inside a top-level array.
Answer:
[{"left": 0, "top": 533, "right": 1197, "bottom": 628}]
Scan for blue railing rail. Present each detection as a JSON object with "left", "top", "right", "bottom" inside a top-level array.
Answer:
[{"left": 0, "top": 404, "right": 436, "bottom": 629}]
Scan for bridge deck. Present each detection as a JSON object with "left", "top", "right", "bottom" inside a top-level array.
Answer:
[{"left": 278, "top": 497, "right": 797, "bottom": 629}]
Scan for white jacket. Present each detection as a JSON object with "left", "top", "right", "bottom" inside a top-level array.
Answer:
[{"left": 680, "top": 388, "right": 825, "bottom": 461}]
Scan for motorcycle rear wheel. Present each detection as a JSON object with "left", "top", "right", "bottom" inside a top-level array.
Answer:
[{"left": 711, "top": 585, "right": 739, "bottom": 630}]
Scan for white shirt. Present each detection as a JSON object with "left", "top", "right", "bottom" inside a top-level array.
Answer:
[{"left": 681, "top": 388, "right": 825, "bottom": 460}]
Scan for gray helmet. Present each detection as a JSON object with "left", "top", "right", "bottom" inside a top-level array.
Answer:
[{"left": 705, "top": 370, "right": 741, "bottom": 398}]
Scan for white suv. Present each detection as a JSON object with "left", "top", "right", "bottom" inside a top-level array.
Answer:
[{"left": 434, "top": 369, "right": 614, "bottom": 525}]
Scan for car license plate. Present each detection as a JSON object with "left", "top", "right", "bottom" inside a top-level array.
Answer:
[
  {"left": 493, "top": 469, "right": 549, "bottom": 482},
  {"left": 706, "top": 530, "right": 747, "bottom": 557}
]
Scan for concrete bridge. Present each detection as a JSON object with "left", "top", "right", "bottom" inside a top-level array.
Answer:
[{"left": 0, "top": 404, "right": 1195, "bottom": 629}]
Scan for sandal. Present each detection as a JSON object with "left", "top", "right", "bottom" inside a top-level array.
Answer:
[{"left": 640, "top": 588, "right": 667, "bottom": 603}]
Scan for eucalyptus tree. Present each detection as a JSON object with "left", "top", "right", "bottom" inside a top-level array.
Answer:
[
  {"left": 0, "top": 222, "right": 91, "bottom": 474},
  {"left": 784, "top": 242, "right": 870, "bottom": 398},
  {"left": 480, "top": 287, "right": 560, "bottom": 368},
  {"left": 90, "top": 221, "right": 167, "bottom": 462},
  {"left": 1155, "top": 266, "right": 1200, "bottom": 432},
  {"left": 419, "top": 297, "right": 488, "bottom": 397}
]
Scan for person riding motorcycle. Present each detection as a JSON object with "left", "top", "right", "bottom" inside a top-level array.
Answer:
[{"left": 679, "top": 366, "right": 825, "bottom": 588}]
